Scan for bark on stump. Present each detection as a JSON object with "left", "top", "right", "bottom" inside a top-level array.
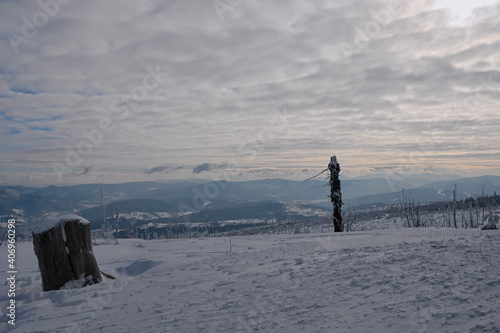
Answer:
[{"left": 33, "top": 214, "right": 102, "bottom": 291}]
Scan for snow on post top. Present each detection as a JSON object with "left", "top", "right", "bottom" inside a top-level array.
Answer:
[
  {"left": 329, "top": 156, "right": 338, "bottom": 168},
  {"left": 33, "top": 214, "right": 90, "bottom": 235}
]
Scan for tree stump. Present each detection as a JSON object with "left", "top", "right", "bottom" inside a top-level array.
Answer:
[{"left": 33, "top": 214, "right": 102, "bottom": 291}]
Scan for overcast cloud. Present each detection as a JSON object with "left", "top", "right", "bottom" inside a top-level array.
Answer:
[{"left": 1, "top": 0, "right": 499, "bottom": 185}]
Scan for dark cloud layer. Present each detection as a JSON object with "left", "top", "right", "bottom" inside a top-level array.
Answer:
[
  {"left": 192, "top": 163, "right": 211, "bottom": 174},
  {"left": 145, "top": 164, "right": 183, "bottom": 174},
  {"left": 192, "top": 163, "right": 230, "bottom": 174}
]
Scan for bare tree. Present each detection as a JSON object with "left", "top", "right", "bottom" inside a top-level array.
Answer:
[
  {"left": 100, "top": 189, "right": 106, "bottom": 238},
  {"left": 175, "top": 218, "right": 179, "bottom": 239},
  {"left": 114, "top": 207, "right": 119, "bottom": 244},
  {"left": 205, "top": 212, "right": 210, "bottom": 237},
  {"left": 128, "top": 219, "right": 134, "bottom": 238},
  {"left": 482, "top": 186, "right": 485, "bottom": 225},
  {"left": 414, "top": 201, "right": 420, "bottom": 227},
  {"left": 452, "top": 184, "right": 457, "bottom": 228},
  {"left": 212, "top": 217, "right": 218, "bottom": 237},
  {"left": 399, "top": 188, "right": 412, "bottom": 228},
  {"left": 469, "top": 200, "right": 472, "bottom": 228},
  {"left": 343, "top": 202, "right": 358, "bottom": 232}
]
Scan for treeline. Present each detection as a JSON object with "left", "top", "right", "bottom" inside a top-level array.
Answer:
[
  {"left": 397, "top": 192, "right": 499, "bottom": 229},
  {"left": 224, "top": 193, "right": 500, "bottom": 237}
]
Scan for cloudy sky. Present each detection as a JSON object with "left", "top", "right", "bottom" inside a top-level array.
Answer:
[{"left": 1, "top": 0, "right": 499, "bottom": 186}]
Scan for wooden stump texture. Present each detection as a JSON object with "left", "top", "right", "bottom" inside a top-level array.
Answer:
[{"left": 33, "top": 214, "right": 102, "bottom": 291}]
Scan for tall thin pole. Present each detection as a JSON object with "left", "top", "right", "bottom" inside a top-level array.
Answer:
[{"left": 329, "top": 156, "right": 343, "bottom": 232}]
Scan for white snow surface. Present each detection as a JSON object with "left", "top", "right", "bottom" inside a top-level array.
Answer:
[
  {"left": 484, "top": 215, "right": 499, "bottom": 229},
  {"left": 1, "top": 228, "right": 500, "bottom": 332},
  {"left": 33, "top": 214, "right": 90, "bottom": 235}
]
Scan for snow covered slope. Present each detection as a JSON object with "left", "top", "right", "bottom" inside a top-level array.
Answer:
[{"left": 1, "top": 229, "right": 499, "bottom": 332}]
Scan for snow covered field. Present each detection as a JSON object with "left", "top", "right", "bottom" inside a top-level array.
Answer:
[{"left": 1, "top": 228, "right": 499, "bottom": 332}]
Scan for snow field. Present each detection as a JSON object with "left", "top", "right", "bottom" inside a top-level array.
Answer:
[{"left": 1, "top": 228, "right": 499, "bottom": 332}]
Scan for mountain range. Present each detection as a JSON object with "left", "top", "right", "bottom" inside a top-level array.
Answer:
[{"left": 2, "top": 175, "right": 499, "bottom": 231}]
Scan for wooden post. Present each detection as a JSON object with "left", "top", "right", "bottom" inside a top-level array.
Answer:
[
  {"left": 328, "top": 156, "right": 343, "bottom": 232},
  {"left": 33, "top": 215, "right": 102, "bottom": 291}
]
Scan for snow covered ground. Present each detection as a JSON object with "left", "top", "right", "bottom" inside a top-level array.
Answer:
[{"left": 1, "top": 228, "right": 499, "bottom": 332}]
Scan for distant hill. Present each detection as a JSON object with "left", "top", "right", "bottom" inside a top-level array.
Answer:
[
  {"left": 2, "top": 175, "right": 500, "bottom": 230},
  {"left": 341, "top": 175, "right": 500, "bottom": 209}
]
